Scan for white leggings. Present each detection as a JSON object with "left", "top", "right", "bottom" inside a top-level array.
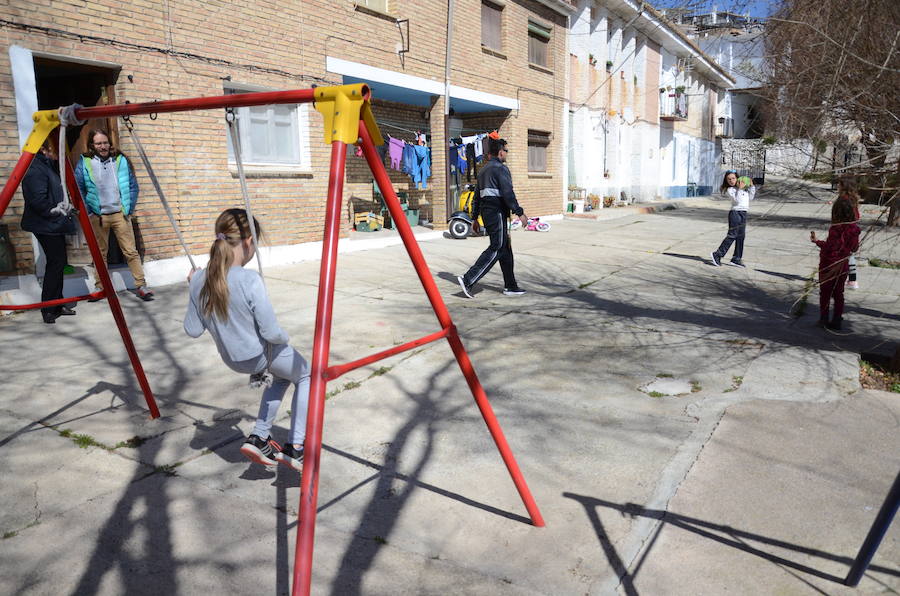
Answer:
[{"left": 229, "top": 344, "right": 310, "bottom": 446}]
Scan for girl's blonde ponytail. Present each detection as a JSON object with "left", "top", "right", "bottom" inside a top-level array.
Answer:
[{"left": 200, "top": 208, "right": 263, "bottom": 321}]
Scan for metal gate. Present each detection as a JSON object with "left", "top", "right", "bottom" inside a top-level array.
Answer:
[{"left": 726, "top": 145, "right": 766, "bottom": 185}]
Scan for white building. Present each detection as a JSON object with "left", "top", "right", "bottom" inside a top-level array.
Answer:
[{"left": 566, "top": 1, "right": 735, "bottom": 203}]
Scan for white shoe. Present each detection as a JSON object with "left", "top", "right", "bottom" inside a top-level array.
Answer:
[
  {"left": 847, "top": 281, "right": 859, "bottom": 290},
  {"left": 457, "top": 276, "right": 474, "bottom": 298}
]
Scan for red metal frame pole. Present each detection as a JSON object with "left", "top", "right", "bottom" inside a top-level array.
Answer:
[
  {"left": 358, "top": 122, "right": 545, "bottom": 528},
  {"left": 62, "top": 158, "right": 160, "bottom": 419},
  {"left": 0, "top": 151, "right": 37, "bottom": 218},
  {"left": 292, "top": 140, "right": 348, "bottom": 596},
  {"left": 70, "top": 89, "right": 317, "bottom": 121}
]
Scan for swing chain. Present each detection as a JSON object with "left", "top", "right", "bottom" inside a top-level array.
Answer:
[{"left": 225, "top": 107, "right": 236, "bottom": 123}]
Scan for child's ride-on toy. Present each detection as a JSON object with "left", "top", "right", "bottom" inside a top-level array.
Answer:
[{"left": 510, "top": 217, "right": 551, "bottom": 232}]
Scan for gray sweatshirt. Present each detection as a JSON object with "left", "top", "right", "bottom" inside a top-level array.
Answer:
[
  {"left": 184, "top": 266, "right": 289, "bottom": 364},
  {"left": 92, "top": 156, "right": 123, "bottom": 214}
]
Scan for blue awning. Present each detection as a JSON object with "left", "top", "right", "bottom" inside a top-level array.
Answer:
[{"left": 329, "top": 58, "right": 517, "bottom": 114}]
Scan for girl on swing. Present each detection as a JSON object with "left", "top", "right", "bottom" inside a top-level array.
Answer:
[{"left": 184, "top": 208, "right": 308, "bottom": 471}]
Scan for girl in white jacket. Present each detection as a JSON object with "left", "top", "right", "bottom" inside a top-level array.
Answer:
[{"left": 710, "top": 170, "right": 756, "bottom": 267}]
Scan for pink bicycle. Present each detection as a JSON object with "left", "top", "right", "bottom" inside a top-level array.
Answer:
[{"left": 510, "top": 217, "right": 551, "bottom": 232}]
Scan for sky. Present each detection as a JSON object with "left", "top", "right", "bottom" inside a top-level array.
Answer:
[{"left": 651, "top": 0, "right": 778, "bottom": 18}]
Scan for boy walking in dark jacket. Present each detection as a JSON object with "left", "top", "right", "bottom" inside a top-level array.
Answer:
[{"left": 458, "top": 138, "right": 528, "bottom": 298}]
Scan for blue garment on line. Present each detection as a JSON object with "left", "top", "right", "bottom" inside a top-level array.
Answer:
[
  {"left": 449, "top": 144, "right": 467, "bottom": 174},
  {"left": 412, "top": 145, "right": 430, "bottom": 189},
  {"left": 401, "top": 143, "right": 416, "bottom": 176}
]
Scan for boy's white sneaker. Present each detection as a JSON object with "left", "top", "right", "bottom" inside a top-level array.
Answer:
[{"left": 457, "top": 276, "right": 474, "bottom": 298}]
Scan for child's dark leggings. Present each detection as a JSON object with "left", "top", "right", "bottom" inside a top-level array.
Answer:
[{"left": 819, "top": 267, "right": 848, "bottom": 321}]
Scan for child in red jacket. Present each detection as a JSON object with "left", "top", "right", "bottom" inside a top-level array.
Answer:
[
  {"left": 810, "top": 199, "right": 860, "bottom": 330},
  {"left": 836, "top": 177, "right": 862, "bottom": 289}
]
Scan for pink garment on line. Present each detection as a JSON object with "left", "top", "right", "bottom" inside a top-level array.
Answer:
[{"left": 388, "top": 137, "right": 404, "bottom": 170}]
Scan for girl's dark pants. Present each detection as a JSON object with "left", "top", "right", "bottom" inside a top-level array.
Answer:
[
  {"left": 35, "top": 233, "right": 67, "bottom": 317},
  {"left": 819, "top": 264, "right": 848, "bottom": 322},
  {"left": 462, "top": 207, "right": 517, "bottom": 289},
  {"left": 714, "top": 209, "right": 747, "bottom": 262}
]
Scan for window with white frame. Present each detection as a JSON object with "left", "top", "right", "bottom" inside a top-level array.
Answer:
[
  {"left": 224, "top": 86, "right": 310, "bottom": 170},
  {"left": 528, "top": 129, "right": 551, "bottom": 172},
  {"left": 359, "top": 0, "right": 388, "bottom": 13},
  {"left": 482, "top": 1, "right": 503, "bottom": 51},
  {"left": 528, "top": 20, "right": 551, "bottom": 67}
]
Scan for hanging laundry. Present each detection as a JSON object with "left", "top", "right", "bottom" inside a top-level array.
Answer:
[
  {"left": 412, "top": 144, "right": 430, "bottom": 189},
  {"left": 388, "top": 136, "right": 404, "bottom": 170},
  {"left": 465, "top": 143, "right": 478, "bottom": 181},
  {"left": 456, "top": 143, "right": 468, "bottom": 174},
  {"left": 401, "top": 142, "right": 416, "bottom": 176},
  {"left": 473, "top": 133, "right": 485, "bottom": 162}
]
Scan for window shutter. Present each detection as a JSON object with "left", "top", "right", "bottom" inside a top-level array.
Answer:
[
  {"left": 527, "top": 22, "right": 550, "bottom": 67},
  {"left": 482, "top": 2, "right": 502, "bottom": 51}
]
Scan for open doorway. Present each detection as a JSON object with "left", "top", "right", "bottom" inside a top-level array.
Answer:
[
  {"left": 32, "top": 55, "right": 129, "bottom": 265},
  {"left": 34, "top": 55, "right": 120, "bottom": 157}
]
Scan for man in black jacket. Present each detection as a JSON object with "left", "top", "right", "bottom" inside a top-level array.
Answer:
[
  {"left": 458, "top": 137, "right": 528, "bottom": 298},
  {"left": 21, "top": 137, "right": 77, "bottom": 323}
]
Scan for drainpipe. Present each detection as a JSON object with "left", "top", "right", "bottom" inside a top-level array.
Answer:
[{"left": 444, "top": 0, "right": 455, "bottom": 219}]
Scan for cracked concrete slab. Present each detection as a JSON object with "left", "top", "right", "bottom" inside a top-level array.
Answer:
[{"left": 627, "top": 391, "right": 900, "bottom": 596}]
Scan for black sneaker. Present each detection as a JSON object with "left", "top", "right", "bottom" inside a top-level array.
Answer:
[
  {"left": 502, "top": 287, "right": 526, "bottom": 296},
  {"left": 710, "top": 252, "right": 721, "bottom": 267},
  {"left": 275, "top": 443, "right": 304, "bottom": 472},
  {"left": 728, "top": 260, "right": 747, "bottom": 268},
  {"left": 457, "top": 275, "right": 474, "bottom": 299},
  {"left": 239, "top": 434, "right": 277, "bottom": 466},
  {"left": 827, "top": 318, "right": 843, "bottom": 331}
]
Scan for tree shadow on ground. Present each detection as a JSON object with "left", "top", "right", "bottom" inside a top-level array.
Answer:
[
  {"left": 563, "top": 493, "right": 900, "bottom": 594},
  {"left": 313, "top": 367, "right": 532, "bottom": 595}
]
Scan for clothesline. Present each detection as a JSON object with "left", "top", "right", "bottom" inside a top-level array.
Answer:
[
  {"left": 377, "top": 120, "right": 498, "bottom": 137},
  {"left": 379, "top": 121, "right": 429, "bottom": 136}
]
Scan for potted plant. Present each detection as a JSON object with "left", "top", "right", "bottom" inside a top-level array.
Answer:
[
  {"left": 605, "top": 60, "right": 613, "bottom": 71},
  {"left": 588, "top": 54, "right": 597, "bottom": 67},
  {"left": 588, "top": 193, "right": 600, "bottom": 210},
  {"left": 675, "top": 85, "right": 686, "bottom": 94},
  {"left": 603, "top": 196, "right": 615, "bottom": 208}
]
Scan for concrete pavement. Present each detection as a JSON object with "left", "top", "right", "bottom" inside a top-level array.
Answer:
[{"left": 1, "top": 177, "right": 898, "bottom": 595}]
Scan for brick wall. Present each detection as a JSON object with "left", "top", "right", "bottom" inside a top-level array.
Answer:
[{"left": 1, "top": 0, "right": 569, "bottom": 274}]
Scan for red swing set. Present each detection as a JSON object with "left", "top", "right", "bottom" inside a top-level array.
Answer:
[{"left": 0, "top": 84, "right": 544, "bottom": 595}]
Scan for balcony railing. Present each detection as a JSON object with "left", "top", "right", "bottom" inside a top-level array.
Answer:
[
  {"left": 715, "top": 117, "right": 734, "bottom": 137},
  {"left": 660, "top": 90, "right": 688, "bottom": 120}
]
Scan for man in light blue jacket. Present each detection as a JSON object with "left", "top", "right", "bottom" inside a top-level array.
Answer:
[{"left": 75, "top": 129, "right": 153, "bottom": 300}]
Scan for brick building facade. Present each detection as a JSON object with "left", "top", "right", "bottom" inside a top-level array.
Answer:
[{"left": 1, "top": 0, "right": 574, "bottom": 292}]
